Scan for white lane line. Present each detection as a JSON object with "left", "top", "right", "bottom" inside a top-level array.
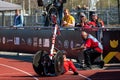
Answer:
[
  {"left": 0, "top": 64, "right": 39, "bottom": 80},
  {"left": 78, "top": 73, "right": 92, "bottom": 80},
  {"left": 69, "top": 71, "right": 92, "bottom": 80}
]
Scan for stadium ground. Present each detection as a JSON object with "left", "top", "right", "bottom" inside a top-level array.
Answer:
[{"left": 0, "top": 52, "right": 120, "bottom": 80}]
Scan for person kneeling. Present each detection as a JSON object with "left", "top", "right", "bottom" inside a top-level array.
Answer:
[{"left": 72, "top": 31, "right": 104, "bottom": 69}]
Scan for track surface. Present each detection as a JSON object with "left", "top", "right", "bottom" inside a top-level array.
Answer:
[{"left": 0, "top": 54, "right": 120, "bottom": 80}]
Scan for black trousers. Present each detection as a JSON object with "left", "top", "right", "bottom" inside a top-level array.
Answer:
[{"left": 83, "top": 48, "right": 101, "bottom": 67}]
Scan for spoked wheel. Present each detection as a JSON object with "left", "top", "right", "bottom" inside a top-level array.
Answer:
[
  {"left": 54, "top": 50, "right": 64, "bottom": 76},
  {"left": 48, "top": 5, "right": 59, "bottom": 25}
]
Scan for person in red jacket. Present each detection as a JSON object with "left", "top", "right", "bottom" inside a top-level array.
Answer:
[
  {"left": 89, "top": 13, "right": 104, "bottom": 28},
  {"left": 53, "top": 49, "right": 78, "bottom": 75},
  {"left": 72, "top": 31, "right": 104, "bottom": 69},
  {"left": 63, "top": 53, "right": 78, "bottom": 75},
  {"left": 89, "top": 13, "right": 104, "bottom": 41}
]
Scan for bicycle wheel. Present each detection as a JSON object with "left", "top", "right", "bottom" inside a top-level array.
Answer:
[{"left": 47, "top": 5, "right": 59, "bottom": 26}]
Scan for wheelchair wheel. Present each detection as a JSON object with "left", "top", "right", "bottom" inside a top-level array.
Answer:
[
  {"left": 54, "top": 50, "right": 64, "bottom": 76},
  {"left": 47, "top": 5, "right": 59, "bottom": 25},
  {"left": 32, "top": 50, "right": 49, "bottom": 76}
]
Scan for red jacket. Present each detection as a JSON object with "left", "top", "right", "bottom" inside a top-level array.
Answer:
[
  {"left": 84, "top": 34, "right": 103, "bottom": 53},
  {"left": 89, "top": 19, "right": 104, "bottom": 28}
]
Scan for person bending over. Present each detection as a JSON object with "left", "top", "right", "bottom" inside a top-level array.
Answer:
[{"left": 72, "top": 31, "right": 104, "bottom": 69}]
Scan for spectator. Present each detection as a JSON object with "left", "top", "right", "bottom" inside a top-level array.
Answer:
[
  {"left": 62, "top": 52, "right": 79, "bottom": 75},
  {"left": 72, "top": 31, "right": 104, "bottom": 69},
  {"left": 81, "top": 4, "right": 88, "bottom": 14},
  {"left": 76, "top": 5, "right": 82, "bottom": 11},
  {"left": 89, "top": 13, "right": 104, "bottom": 28},
  {"left": 13, "top": 9, "right": 24, "bottom": 27},
  {"left": 82, "top": 4, "right": 88, "bottom": 10},
  {"left": 89, "top": 13, "right": 104, "bottom": 41},
  {"left": 75, "top": 5, "right": 82, "bottom": 18},
  {"left": 54, "top": 0, "right": 66, "bottom": 25},
  {"left": 44, "top": 0, "right": 66, "bottom": 26},
  {"left": 76, "top": 12, "right": 91, "bottom": 28},
  {"left": 62, "top": 9, "right": 75, "bottom": 27}
]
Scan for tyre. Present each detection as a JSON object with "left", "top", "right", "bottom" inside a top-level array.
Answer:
[
  {"left": 32, "top": 50, "right": 48, "bottom": 76},
  {"left": 54, "top": 50, "right": 64, "bottom": 76},
  {"left": 48, "top": 5, "right": 59, "bottom": 25}
]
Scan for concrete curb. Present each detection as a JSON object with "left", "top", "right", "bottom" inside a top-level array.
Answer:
[{"left": 0, "top": 51, "right": 34, "bottom": 56}]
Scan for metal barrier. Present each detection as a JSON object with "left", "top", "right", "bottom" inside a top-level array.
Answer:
[{"left": 0, "top": 9, "right": 119, "bottom": 27}]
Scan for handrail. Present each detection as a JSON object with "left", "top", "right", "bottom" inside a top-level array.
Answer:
[{"left": 0, "top": 26, "right": 120, "bottom": 31}]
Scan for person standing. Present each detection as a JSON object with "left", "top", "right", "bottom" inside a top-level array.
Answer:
[
  {"left": 13, "top": 9, "right": 24, "bottom": 27},
  {"left": 62, "top": 9, "right": 75, "bottom": 27},
  {"left": 54, "top": 0, "right": 66, "bottom": 25},
  {"left": 44, "top": 0, "right": 66, "bottom": 26}
]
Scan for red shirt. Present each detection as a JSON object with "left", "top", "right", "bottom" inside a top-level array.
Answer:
[
  {"left": 82, "top": 22, "right": 91, "bottom": 28},
  {"left": 84, "top": 34, "right": 103, "bottom": 53},
  {"left": 89, "top": 20, "right": 104, "bottom": 27},
  {"left": 76, "top": 22, "right": 91, "bottom": 28}
]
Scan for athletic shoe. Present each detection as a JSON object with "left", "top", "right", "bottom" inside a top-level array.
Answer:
[
  {"left": 73, "top": 72, "right": 79, "bottom": 75},
  {"left": 99, "top": 61, "right": 104, "bottom": 68}
]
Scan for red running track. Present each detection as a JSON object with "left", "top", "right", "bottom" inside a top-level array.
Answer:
[{"left": 0, "top": 57, "right": 120, "bottom": 80}]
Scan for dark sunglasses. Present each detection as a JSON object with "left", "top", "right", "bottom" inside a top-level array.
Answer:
[{"left": 80, "top": 16, "right": 84, "bottom": 18}]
